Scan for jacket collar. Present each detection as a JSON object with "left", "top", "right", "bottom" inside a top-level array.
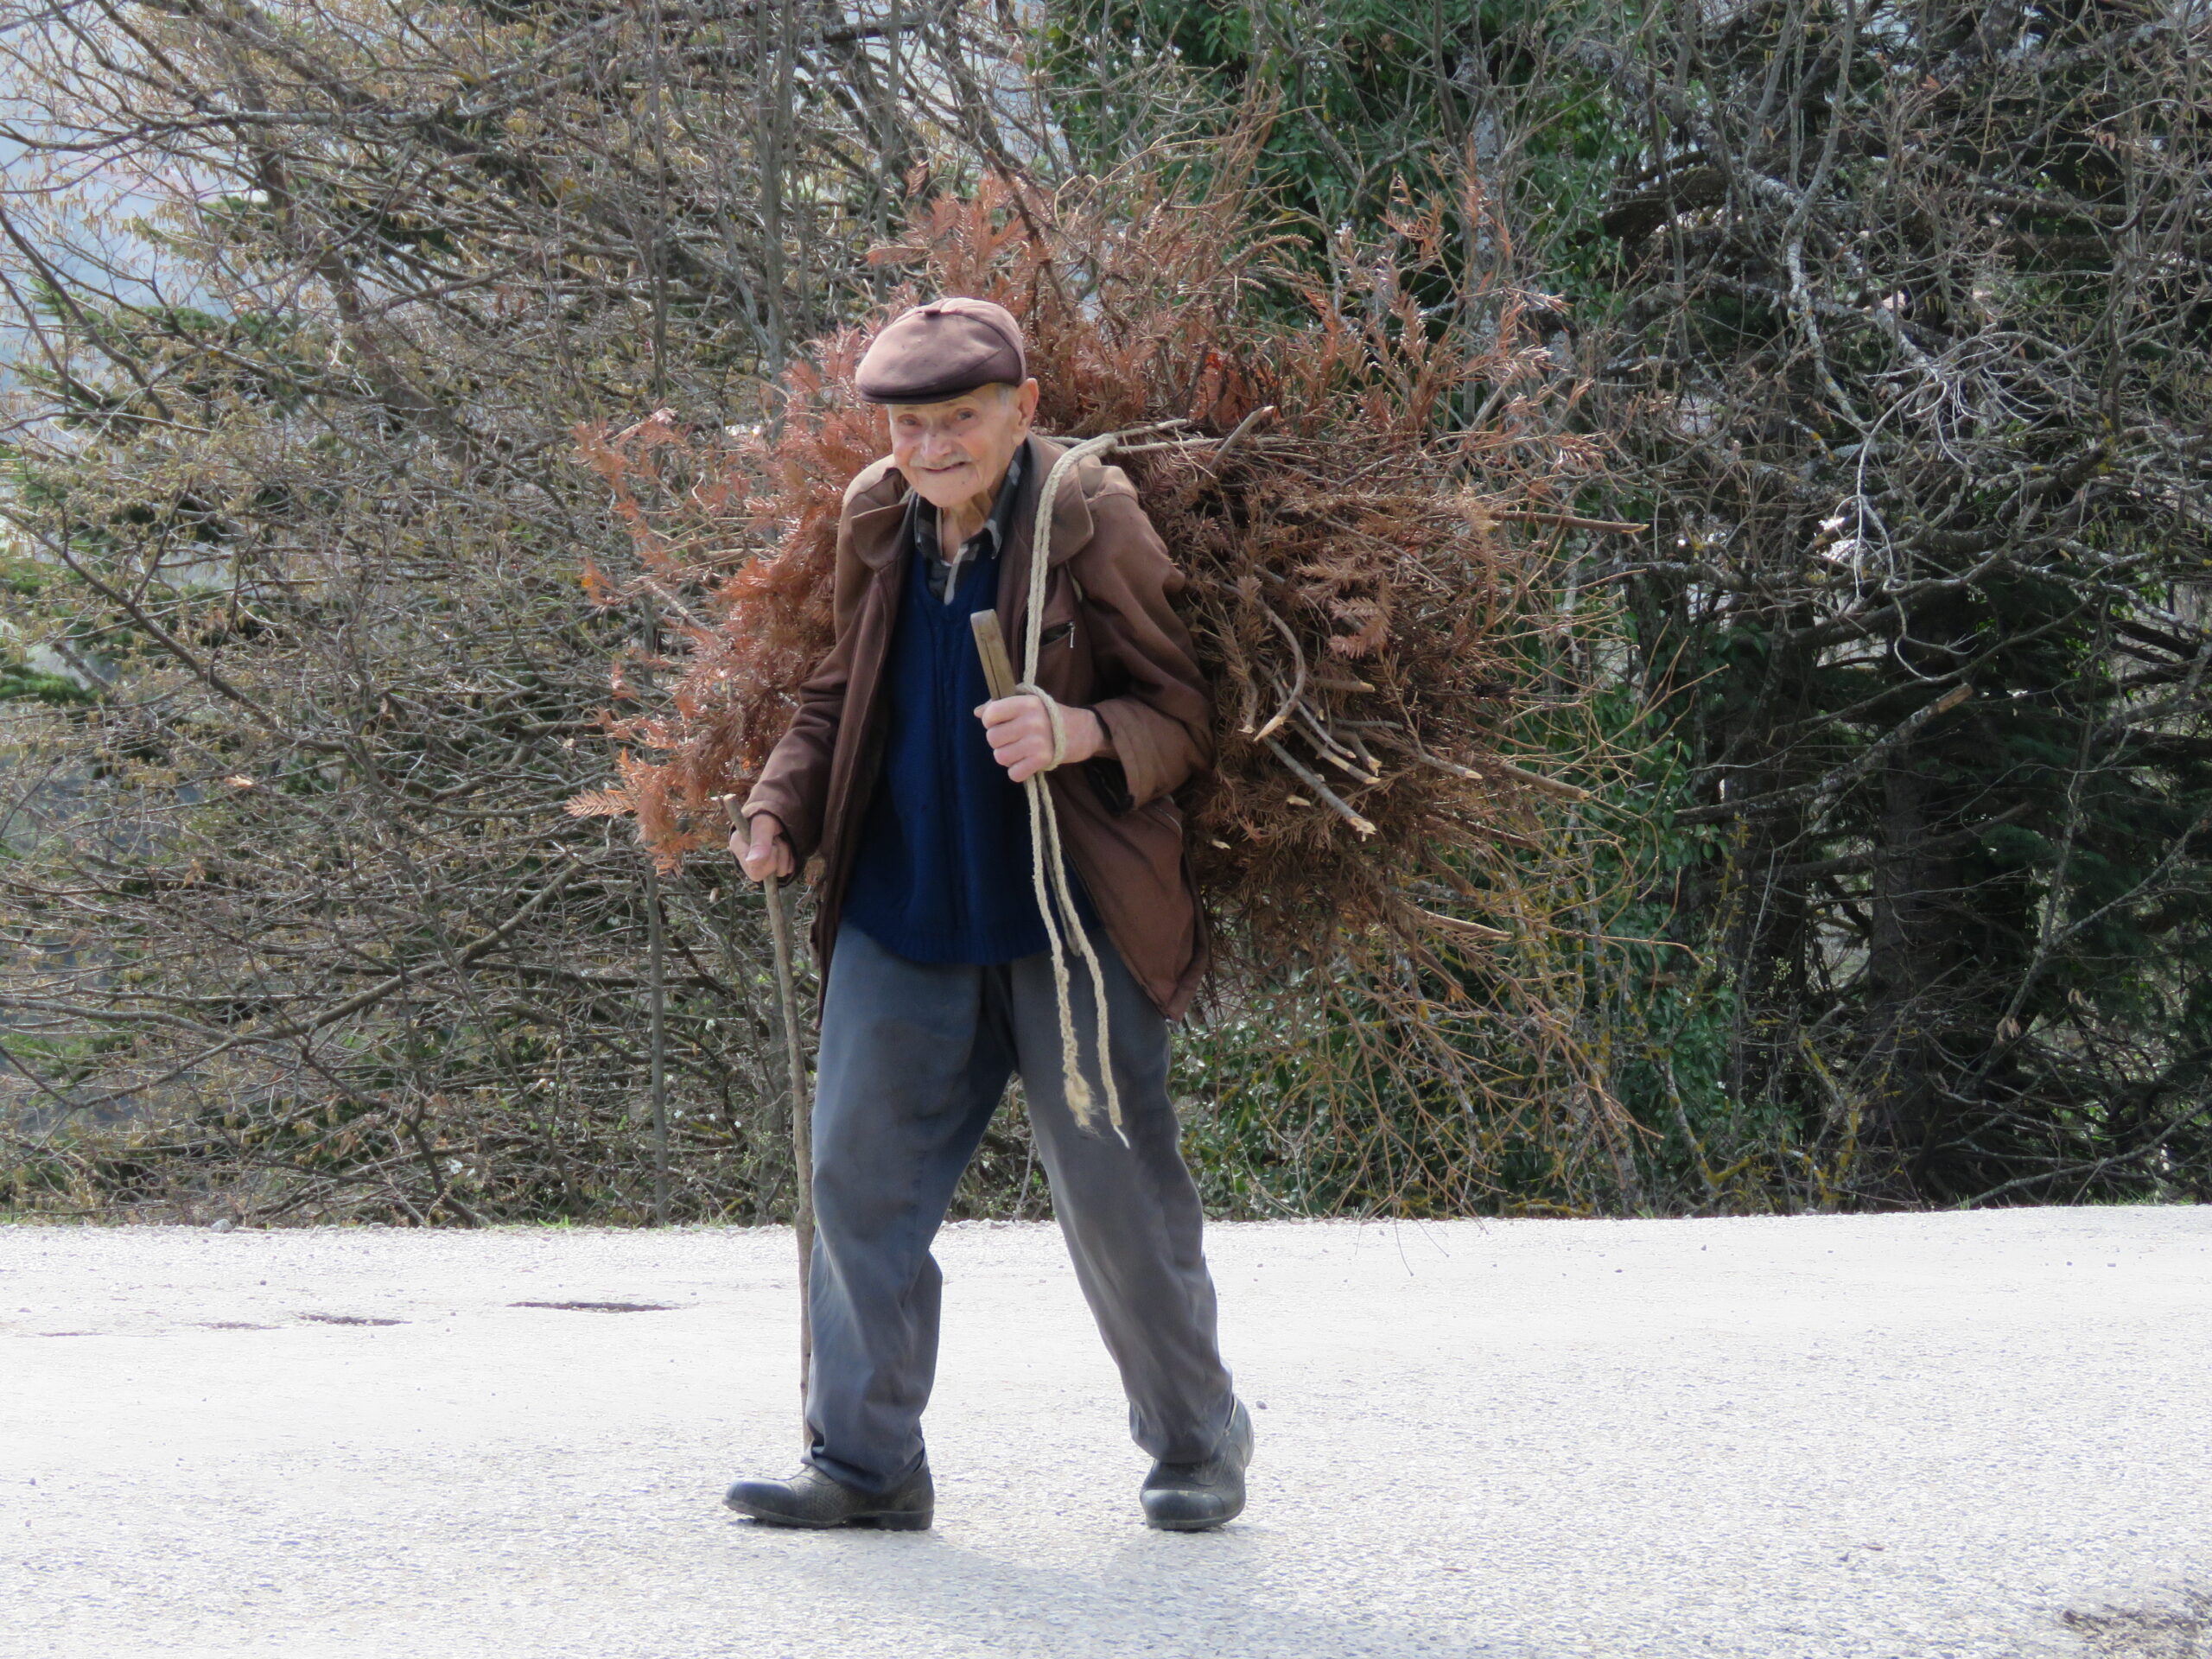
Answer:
[{"left": 849, "top": 435, "right": 1095, "bottom": 576}]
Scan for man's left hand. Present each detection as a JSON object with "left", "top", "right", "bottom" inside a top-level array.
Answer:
[{"left": 977, "top": 695, "right": 1114, "bottom": 783}]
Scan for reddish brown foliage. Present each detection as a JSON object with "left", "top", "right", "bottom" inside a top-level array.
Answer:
[{"left": 575, "top": 168, "right": 1602, "bottom": 969}]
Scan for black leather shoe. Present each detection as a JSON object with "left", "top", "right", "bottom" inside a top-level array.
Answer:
[
  {"left": 724, "top": 1461, "right": 934, "bottom": 1530},
  {"left": 1141, "top": 1399, "right": 1253, "bottom": 1531}
]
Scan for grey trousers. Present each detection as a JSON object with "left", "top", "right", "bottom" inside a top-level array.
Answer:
[{"left": 803, "top": 922, "right": 1235, "bottom": 1496}]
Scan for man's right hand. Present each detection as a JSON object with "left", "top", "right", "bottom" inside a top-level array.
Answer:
[{"left": 734, "top": 812, "right": 795, "bottom": 884}]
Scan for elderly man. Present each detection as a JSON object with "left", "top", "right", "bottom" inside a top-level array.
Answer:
[{"left": 723, "top": 297, "right": 1250, "bottom": 1532}]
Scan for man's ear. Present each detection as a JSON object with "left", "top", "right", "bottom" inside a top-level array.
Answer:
[{"left": 1014, "top": 378, "right": 1041, "bottom": 427}]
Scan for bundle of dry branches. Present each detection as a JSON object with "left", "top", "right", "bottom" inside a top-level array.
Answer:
[{"left": 576, "top": 164, "right": 1611, "bottom": 976}]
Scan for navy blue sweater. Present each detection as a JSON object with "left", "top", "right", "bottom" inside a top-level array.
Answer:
[{"left": 842, "top": 518, "right": 1061, "bottom": 964}]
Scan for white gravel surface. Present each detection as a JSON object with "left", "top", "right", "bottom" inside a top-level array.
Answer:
[{"left": 3, "top": 1206, "right": 2209, "bottom": 1658}]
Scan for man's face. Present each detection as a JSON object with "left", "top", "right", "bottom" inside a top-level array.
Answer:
[{"left": 886, "top": 378, "right": 1039, "bottom": 510}]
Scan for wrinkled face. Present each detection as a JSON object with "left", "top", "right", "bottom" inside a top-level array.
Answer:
[{"left": 886, "top": 378, "right": 1040, "bottom": 510}]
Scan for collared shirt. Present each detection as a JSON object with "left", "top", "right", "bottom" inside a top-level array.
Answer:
[{"left": 910, "top": 442, "right": 1027, "bottom": 603}]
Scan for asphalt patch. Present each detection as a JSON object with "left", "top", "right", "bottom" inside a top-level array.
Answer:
[
  {"left": 2066, "top": 1589, "right": 2212, "bottom": 1658},
  {"left": 297, "top": 1313, "right": 406, "bottom": 1326}
]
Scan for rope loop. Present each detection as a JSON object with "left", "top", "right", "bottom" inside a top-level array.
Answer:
[{"left": 1013, "top": 682, "right": 1067, "bottom": 771}]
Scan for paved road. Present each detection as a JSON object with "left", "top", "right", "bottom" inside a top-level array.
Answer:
[{"left": 3, "top": 1207, "right": 2209, "bottom": 1658}]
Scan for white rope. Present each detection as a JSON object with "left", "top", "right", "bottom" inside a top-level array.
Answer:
[
  {"left": 1013, "top": 422, "right": 1198, "bottom": 1139},
  {"left": 1020, "top": 433, "right": 1126, "bottom": 1139}
]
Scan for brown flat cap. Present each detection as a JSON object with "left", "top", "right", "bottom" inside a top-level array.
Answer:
[{"left": 855, "top": 297, "right": 1027, "bottom": 404}]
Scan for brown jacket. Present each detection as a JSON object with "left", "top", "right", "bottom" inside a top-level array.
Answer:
[{"left": 743, "top": 436, "right": 1213, "bottom": 1018}]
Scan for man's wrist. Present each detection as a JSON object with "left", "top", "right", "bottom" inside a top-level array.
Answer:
[{"left": 1074, "top": 706, "right": 1115, "bottom": 764}]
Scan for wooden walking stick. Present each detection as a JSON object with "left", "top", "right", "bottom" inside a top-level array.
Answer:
[{"left": 719, "top": 797, "right": 813, "bottom": 1442}]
